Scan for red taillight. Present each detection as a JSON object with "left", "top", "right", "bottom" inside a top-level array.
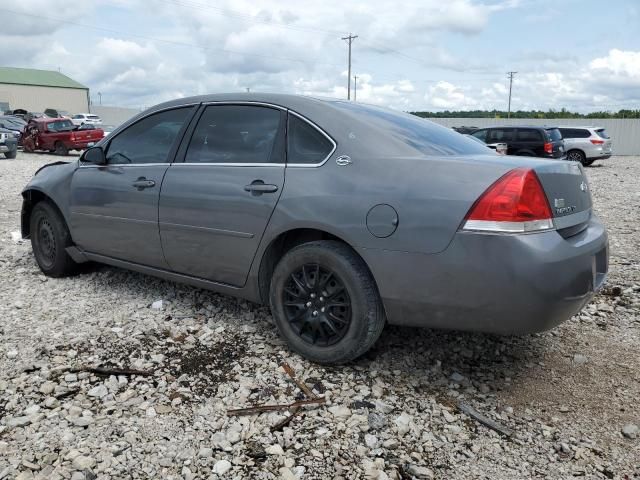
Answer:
[
  {"left": 463, "top": 168, "right": 554, "bottom": 233},
  {"left": 544, "top": 142, "right": 553, "bottom": 154},
  {"left": 590, "top": 139, "right": 604, "bottom": 145}
]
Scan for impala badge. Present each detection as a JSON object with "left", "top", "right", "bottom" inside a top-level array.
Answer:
[
  {"left": 580, "top": 181, "right": 588, "bottom": 192},
  {"left": 336, "top": 155, "right": 352, "bottom": 166}
]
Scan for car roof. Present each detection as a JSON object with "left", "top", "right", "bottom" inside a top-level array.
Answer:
[
  {"left": 479, "top": 125, "right": 559, "bottom": 130},
  {"left": 32, "top": 117, "right": 73, "bottom": 123},
  {"left": 558, "top": 126, "right": 603, "bottom": 129}
]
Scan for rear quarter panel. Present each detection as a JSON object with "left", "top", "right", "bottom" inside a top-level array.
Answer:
[{"left": 266, "top": 154, "right": 522, "bottom": 255}]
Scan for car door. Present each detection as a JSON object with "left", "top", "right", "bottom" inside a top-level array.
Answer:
[
  {"left": 69, "top": 106, "right": 195, "bottom": 267},
  {"left": 159, "top": 103, "right": 286, "bottom": 287}
]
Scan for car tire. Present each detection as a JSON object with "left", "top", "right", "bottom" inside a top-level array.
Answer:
[
  {"left": 54, "top": 142, "right": 69, "bottom": 156},
  {"left": 269, "top": 240, "right": 385, "bottom": 364},
  {"left": 4, "top": 149, "right": 16, "bottom": 159},
  {"left": 30, "top": 202, "right": 79, "bottom": 277},
  {"left": 567, "top": 150, "right": 587, "bottom": 165},
  {"left": 582, "top": 159, "right": 595, "bottom": 167}
]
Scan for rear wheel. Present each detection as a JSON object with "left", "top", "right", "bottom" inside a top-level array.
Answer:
[
  {"left": 54, "top": 142, "right": 69, "bottom": 156},
  {"left": 4, "top": 149, "right": 16, "bottom": 159},
  {"left": 567, "top": 150, "right": 587, "bottom": 165},
  {"left": 30, "top": 202, "right": 79, "bottom": 277},
  {"left": 269, "top": 241, "right": 385, "bottom": 364}
]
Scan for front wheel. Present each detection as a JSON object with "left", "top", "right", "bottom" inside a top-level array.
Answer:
[
  {"left": 30, "top": 202, "right": 79, "bottom": 277},
  {"left": 269, "top": 241, "right": 385, "bottom": 364}
]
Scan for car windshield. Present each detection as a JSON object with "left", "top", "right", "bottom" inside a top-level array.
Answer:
[
  {"left": 332, "top": 101, "right": 489, "bottom": 155},
  {"left": 546, "top": 128, "right": 562, "bottom": 141},
  {"left": 596, "top": 128, "right": 610, "bottom": 139},
  {"left": 48, "top": 120, "right": 75, "bottom": 132}
]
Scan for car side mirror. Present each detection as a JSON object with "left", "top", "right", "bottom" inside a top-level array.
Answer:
[{"left": 82, "top": 146, "right": 106, "bottom": 165}]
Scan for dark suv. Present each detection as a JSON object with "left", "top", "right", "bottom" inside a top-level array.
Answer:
[{"left": 470, "top": 126, "right": 565, "bottom": 159}]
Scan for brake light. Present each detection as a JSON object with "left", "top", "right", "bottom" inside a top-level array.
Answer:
[
  {"left": 544, "top": 142, "right": 553, "bottom": 154},
  {"left": 590, "top": 139, "right": 604, "bottom": 145},
  {"left": 462, "top": 168, "right": 554, "bottom": 233}
]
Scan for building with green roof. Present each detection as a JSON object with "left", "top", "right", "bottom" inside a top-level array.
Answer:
[{"left": 0, "top": 67, "right": 89, "bottom": 114}]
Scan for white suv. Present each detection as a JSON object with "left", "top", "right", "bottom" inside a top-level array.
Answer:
[
  {"left": 71, "top": 113, "right": 102, "bottom": 126},
  {"left": 558, "top": 126, "right": 612, "bottom": 166}
]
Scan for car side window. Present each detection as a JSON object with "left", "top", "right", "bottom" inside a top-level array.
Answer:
[
  {"left": 516, "top": 129, "right": 542, "bottom": 142},
  {"left": 106, "top": 107, "right": 191, "bottom": 165},
  {"left": 488, "top": 129, "right": 513, "bottom": 142},
  {"left": 470, "top": 129, "right": 487, "bottom": 142},
  {"left": 287, "top": 114, "right": 334, "bottom": 164},
  {"left": 185, "top": 105, "right": 282, "bottom": 164}
]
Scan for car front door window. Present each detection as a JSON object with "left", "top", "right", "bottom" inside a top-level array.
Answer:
[{"left": 106, "top": 108, "right": 192, "bottom": 165}]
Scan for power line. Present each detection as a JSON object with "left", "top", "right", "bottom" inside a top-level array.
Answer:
[
  {"left": 507, "top": 71, "right": 517, "bottom": 118},
  {"left": 342, "top": 33, "right": 358, "bottom": 100}
]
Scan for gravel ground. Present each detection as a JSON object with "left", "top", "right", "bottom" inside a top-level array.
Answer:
[{"left": 0, "top": 152, "right": 638, "bottom": 480}]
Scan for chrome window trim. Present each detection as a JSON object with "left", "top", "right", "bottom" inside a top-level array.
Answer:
[
  {"left": 286, "top": 110, "right": 337, "bottom": 168},
  {"left": 78, "top": 163, "right": 170, "bottom": 168},
  {"left": 201, "top": 100, "right": 286, "bottom": 110},
  {"left": 175, "top": 163, "right": 283, "bottom": 167}
]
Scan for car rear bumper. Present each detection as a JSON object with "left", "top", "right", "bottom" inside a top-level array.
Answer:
[
  {"left": 359, "top": 215, "right": 608, "bottom": 334},
  {"left": 588, "top": 153, "right": 611, "bottom": 160},
  {"left": 69, "top": 142, "right": 96, "bottom": 150}
]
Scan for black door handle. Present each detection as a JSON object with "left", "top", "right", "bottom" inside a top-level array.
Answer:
[
  {"left": 132, "top": 178, "right": 156, "bottom": 190},
  {"left": 244, "top": 180, "right": 278, "bottom": 196}
]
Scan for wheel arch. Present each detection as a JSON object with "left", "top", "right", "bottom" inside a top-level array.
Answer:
[
  {"left": 257, "top": 227, "right": 379, "bottom": 305},
  {"left": 21, "top": 189, "right": 65, "bottom": 239}
]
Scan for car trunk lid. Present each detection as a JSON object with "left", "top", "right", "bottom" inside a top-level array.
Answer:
[{"left": 533, "top": 161, "right": 592, "bottom": 234}]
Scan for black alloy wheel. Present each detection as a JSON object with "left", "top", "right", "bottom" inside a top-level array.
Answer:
[{"left": 282, "top": 263, "right": 352, "bottom": 347}]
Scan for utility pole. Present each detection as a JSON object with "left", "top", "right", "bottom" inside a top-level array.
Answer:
[
  {"left": 341, "top": 33, "right": 358, "bottom": 100},
  {"left": 507, "top": 71, "right": 517, "bottom": 119},
  {"left": 353, "top": 75, "right": 358, "bottom": 102},
  {"left": 98, "top": 92, "right": 102, "bottom": 105}
]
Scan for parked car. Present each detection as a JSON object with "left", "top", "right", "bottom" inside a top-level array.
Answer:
[
  {"left": 465, "top": 134, "right": 508, "bottom": 155},
  {"left": 469, "top": 126, "right": 565, "bottom": 159},
  {"left": 0, "top": 116, "right": 25, "bottom": 144},
  {"left": 22, "top": 118, "right": 104, "bottom": 155},
  {"left": 44, "top": 108, "right": 71, "bottom": 119},
  {"left": 558, "top": 127, "right": 612, "bottom": 166},
  {"left": 71, "top": 113, "right": 102, "bottom": 126},
  {"left": 20, "top": 94, "right": 608, "bottom": 364},
  {"left": 452, "top": 126, "right": 479, "bottom": 134},
  {"left": 0, "top": 127, "right": 18, "bottom": 158}
]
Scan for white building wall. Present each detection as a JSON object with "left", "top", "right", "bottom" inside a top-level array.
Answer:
[{"left": 0, "top": 83, "right": 88, "bottom": 113}]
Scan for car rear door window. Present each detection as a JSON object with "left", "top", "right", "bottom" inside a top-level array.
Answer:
[
  {"left": 106, "top": 107, "right": 192, "bottom": 165},
  {"left": 185, "top": 105, "right": 282, "bottom": 164},
  {"left": 516, "top": 129, "right": 542, "bottom": 142},
  {"left": 287, "top": 114, "right": 335, "bottom": 164}
]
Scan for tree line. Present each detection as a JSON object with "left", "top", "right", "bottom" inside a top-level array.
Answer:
[{"left": 410, "top": 109, "right": 640, "bottom": 119}]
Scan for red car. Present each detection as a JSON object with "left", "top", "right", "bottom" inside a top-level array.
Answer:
[{"left": 23, "top": 118, "right": 104, "bottom": 155}]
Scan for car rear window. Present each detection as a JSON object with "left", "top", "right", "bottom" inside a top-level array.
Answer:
[
  {"left": 47, "top": 120, "right": 75, "bottom": 132},
  {"left": 87, "top": 115, "right": 100, "bottom": 120},
  {"left": 545, "top": 128, "right": 562, "bottom": 141},
  {"left": 595, "top": 128, "right": 610, "bottom": 139},
  {"left": 332, "top": 101, "right": 488, "bottom": 155}
]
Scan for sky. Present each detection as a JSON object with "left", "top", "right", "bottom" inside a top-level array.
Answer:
[{"left": 1, "top": 0, "right": 639, "bottom": 113}]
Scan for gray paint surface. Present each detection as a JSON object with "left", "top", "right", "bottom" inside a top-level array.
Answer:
[
  {"left": 429, "top": 117, "right": 640, "bottom": 155},
  {"left": 21, "top": 93, "right": 609, "bottom": 334}
]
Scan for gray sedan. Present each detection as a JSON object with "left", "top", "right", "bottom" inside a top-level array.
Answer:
[{"left": 21, "top": 94, "right": 608, "bottom": 364}]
